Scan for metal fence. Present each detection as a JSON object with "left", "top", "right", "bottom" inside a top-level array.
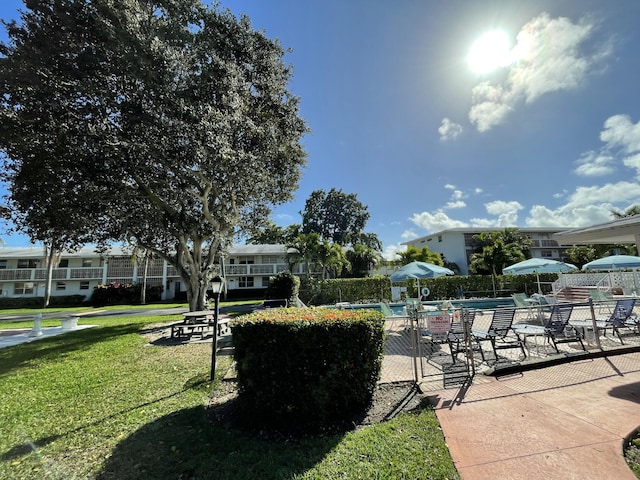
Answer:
[{"left": 379, "top": 299, "right": 640, "bottom": 392}]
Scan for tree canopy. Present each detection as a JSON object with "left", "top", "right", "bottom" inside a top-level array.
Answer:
[
  {"left": 469, "top": 228, "right": 532, "bottom": 277},
  {"left": 396, "top": 245, "right": 443, "bottom": 266},
  {"left": 301, "top": 188, "right": 379, "bottom": 248},
  {"left": 0, "top": 0, "right": 308, "bottom": 310}
]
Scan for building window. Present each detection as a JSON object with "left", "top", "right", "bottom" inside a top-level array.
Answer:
[
  {"left": 80, "top": 281, "right": 90, "bottom": 290},
  {"left": 58, "top": 259, "right": 69, "bottom": 268},
  {"left": 239, "top": 276, "right": 254, "bottom": 288},
  {"left": 262, "top": 255, "right": 279, "bottom": 264},
  {"left": 56, "top": 282, "right": 66, "bottom": 291},
  {"left": 262, "top": 276, "right": 271, "bottom": 287},
  {"left": 0, "top": 260, "right": 6, "bottom": 269},
  {"left": 541, "top": 250, "right": 553, "bottom": 258},
  {"left": 239, "top": 256, "right": 254, "bottom": 265},
  {"left": 82, "top": 259, "right": 92, "bottom": 267},
  {"left": 15, "top": 282, "right": 34, "bottom": 294},
  {"left": 438, "top": 235, "right": 442, "bottom": 242},
  {"left": 17, "top": 259, "right": 38, "bottom": 269}
]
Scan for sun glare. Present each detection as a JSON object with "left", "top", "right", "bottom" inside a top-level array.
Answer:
[{"left": 467, "top": 31, "right": 512, "bottom": 74}]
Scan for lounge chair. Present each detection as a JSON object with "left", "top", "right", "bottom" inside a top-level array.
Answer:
[
  {"left": 513, "top": 303, "right": 585, "bottom": 353},
  {"left": 589, "top": 290, "right": 614, "bottom": 315},
  {"left": 571, "top": 298, "right": 637, "bottom": 344},
  {"left": 447, "top": 309, "right": 477, "bottom": 363},
  {"left": 471, "top": 308, "right": 525, "bottom": 363},
  {"left": 512, "top": 293, "right": 534, "bottom": 321}
]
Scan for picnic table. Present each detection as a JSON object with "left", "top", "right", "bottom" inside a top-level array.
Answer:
[{"left": 170, "top": 310, "right": 229, "bottom": 338}]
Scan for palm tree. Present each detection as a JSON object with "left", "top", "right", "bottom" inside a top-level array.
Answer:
[
  {"left": 611, "top": 205, "right": 640, "bottom": 219},
  {"left": 396, "top": 245, "right": 443, "bottom": 266}
]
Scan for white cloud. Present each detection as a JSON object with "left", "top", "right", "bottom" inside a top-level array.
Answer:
[
  {"left": 444, "top": 200, "right": 466, "bottom": 209},
  {"left": 600, "top": 114, "right": 640, "bottom": 153},
  {"left": 400, "top": 229, "right": 418, "bottom": 240},
  {"left": 474, "top": 187, "right": 484, "bottom": 194},
  {"left": 623, "top": 153, "right": 640, "bottom": 174},
  {"left": 438, "top": 118, "right": 463, "bottom": 141},
  {"left": 410, "top": 211, "right": 468, "bottom": 232},
  {"left": 444, "top": 184, "right": 456, "bottom": 190},
  {"left": 525, "top": 181, "right": 640, "bottom": 227},
  {"left": 574, "top": 150, "right": 616, "bottom": 177},
  {"left": 451, "top": 189, "right": 464, "bottom": 200},
  {"left": 484, "top": 200, "right": 523, "bottom": 226},
  {"left": 468, "top": 13, "right": 610, "bottom": 132},
  {"left": 526, "top": 203, "right": 614, "bottom": 227},
  {"left": 382, "top": 243, "right": 406, "bottom": 261}
]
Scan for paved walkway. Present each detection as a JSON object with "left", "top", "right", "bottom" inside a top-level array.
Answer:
[{"left": 426, "top": 351, "right": 640, "bottom": 480}]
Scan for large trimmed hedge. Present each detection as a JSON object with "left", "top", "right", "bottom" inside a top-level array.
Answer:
[{"left": 232, "top": 307, "right": 386, "bottom": 433}]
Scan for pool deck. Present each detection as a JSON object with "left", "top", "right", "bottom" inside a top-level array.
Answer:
[{"left": 428, "top": 350, "right": 640, "bottom": 480}]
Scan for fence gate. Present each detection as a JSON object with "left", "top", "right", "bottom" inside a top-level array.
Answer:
[{"left": 379, "top": 307, "right": 475, "bottom": 391}]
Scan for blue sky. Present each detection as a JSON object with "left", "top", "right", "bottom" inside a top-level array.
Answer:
[{"left": 2, "top": 1, "right": 640, "bottom": 260}]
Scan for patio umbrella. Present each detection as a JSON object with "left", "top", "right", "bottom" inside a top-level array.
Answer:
[
  {"left": 389, "top": 261, "right": 454, "bottom": 299},
  {"left": 581, "top": 255, "right": 640, "bottom": 271},
  {"left": 503, "top": 258, "right": 577, "bottom": 294}
]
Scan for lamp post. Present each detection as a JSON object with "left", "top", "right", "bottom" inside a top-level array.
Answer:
[{"left": 210, "top": 275, "right": 225, "bottom": 381}]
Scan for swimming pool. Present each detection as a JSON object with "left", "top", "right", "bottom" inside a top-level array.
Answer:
[{"left": 339, "top": 297, "right": 515, "bottom": 315}]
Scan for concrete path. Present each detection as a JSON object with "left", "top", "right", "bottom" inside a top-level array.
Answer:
[{"left": 426, "top": 351, "right": 640, "bottom": 480}]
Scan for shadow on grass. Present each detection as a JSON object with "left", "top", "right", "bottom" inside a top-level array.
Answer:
[
  {"left": 0, "top": 324, "right": 142, "bottom": 377},
  {"left": 1, "top": 373, "right": 213, "bottom": 464},
  {"left": 96, "top": 405, "right": 344, "bottom": 480}
]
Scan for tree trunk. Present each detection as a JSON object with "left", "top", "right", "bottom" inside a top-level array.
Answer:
[
  {"left": 43, "top": 245, "right": 58, "bottom": 308},
  {"left": 140, "top": 254, "right": 149, "bottom": 305}
]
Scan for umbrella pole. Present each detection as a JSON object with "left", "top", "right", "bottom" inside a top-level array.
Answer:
[{"left": 536, "top": 271, "right": 542, "bottom": 295}]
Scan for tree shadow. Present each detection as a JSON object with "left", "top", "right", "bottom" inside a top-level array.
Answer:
[
  {"left": 96, "top": 405, "right": 344, "bottom": 480},
  {"left": 0, "top": 324, "right": 142, "bottom": 378},
  {"left": 609, "top": 381, "right": 640, "bottom": 404}
]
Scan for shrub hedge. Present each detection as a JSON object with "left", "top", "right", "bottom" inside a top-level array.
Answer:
[
  {"left": 90, "top": 282, "right": 163, "bottom": 306},
  {"left": 232, "top": 307, "right": 386, "bottom": 433},
  {"left": 297, "top": 273, "right": 559, "bottom": 305},
  {"left": 0, "top": 295, "right": 86, "bottom": 309}
]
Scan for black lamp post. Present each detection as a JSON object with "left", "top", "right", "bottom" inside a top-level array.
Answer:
[{"left": 209, "top": 275, "right": 225, "bottom": 381}]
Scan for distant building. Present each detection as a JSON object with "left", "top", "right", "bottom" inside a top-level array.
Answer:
[
  {"left": 402, "top": 227, "right": 574, "bottom": 275},
  {"left": 0, "top": 245, "right": 312, "bottom": 301}
]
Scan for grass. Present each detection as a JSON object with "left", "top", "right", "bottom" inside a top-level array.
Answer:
[{"left": 0, "top": 306, "right": 459, "bottom": 479}]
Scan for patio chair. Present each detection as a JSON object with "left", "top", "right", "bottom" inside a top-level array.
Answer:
[
  {"left": 571, "top": 298, "right": 637, "bottom": 344},
  {"left": 471, "top": 308, "right": 525, "bottom": 363},
  {"left": 512, "top": 293, "right": 534, "bottom": 321},
  {"left": 589, "top": 290, "right": 614, "bottom": 315},
  {"left": 447, "top": 309, "right": 477, "bottom": 363},
  {"left": 513, "top": 304, "right": 585, "bottom": 353}
]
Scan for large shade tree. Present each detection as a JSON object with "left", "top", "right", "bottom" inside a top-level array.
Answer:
[
  {"left": 301, "top": 188, "right": 378, "bottom": 247},
  {"left": 0, "top": 0, "right": 308, "bottom": 310}
]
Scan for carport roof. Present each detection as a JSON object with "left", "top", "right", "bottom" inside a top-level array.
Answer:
[{"left": 553, "top": 214, "right": 640, "bottom": 249}]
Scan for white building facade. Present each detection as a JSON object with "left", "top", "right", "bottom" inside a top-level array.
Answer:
[
  {"left": 403, "top": 227, "right": 573, "bottom": 275},
  {"left": 0, "top": 244, "right": 307, "bottom": 301}
]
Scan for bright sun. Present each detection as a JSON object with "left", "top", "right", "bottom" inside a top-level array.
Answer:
[{"left": 467, "top": 31, "right": 512, "bottom": 74}]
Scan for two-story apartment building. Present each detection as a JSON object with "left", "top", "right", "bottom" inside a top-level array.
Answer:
[
  {"left": 402, "top": 227, "right": 574, "bottom": 275},
  {"left": 0, "top": 244, "right": 310, "bottom": 301}
]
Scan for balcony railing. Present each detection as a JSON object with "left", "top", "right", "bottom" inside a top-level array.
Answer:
[
  {"left": 0, "top": 267, "right": 105, "bottom": 282},
  {"left": 225, "top": 263, "right": 291, "bottom": 276}
]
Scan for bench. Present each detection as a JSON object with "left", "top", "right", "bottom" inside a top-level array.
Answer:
[{"left": 170, "top": 311, "right": 230, "bottom": 338}]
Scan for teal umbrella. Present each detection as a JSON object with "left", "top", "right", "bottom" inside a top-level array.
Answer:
[
  {"left": 503, "top": 258, "right": 577, "bottom": 294},
  {"left": 389, "top": 261, "right": 454, "bottom": 299},
  {"left": 582, "top": 255, "right": 640, "bottom": 271}
]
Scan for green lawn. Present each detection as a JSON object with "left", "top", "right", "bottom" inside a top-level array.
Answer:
[{"left": 0, "top": 309, "right": 459, "bottom": 479}]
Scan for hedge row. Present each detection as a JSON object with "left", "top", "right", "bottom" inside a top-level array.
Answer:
[
  {"left": 232, "top": 307, "right": 386, "bottom": 434},
  {"left": 297, "top": 273, "right": 559, "bottom": 305}
]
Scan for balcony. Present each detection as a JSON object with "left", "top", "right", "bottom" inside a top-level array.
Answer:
[
  {"left": 0, "top": 267, "right": 105, "bottom": 282},
  {"left": 225, "top": 263, "right": 291, "bottom": 276}
]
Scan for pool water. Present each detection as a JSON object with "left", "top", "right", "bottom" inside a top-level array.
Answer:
[{"left": 341, "top": 297, "right": 515, "bottom": 315}]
